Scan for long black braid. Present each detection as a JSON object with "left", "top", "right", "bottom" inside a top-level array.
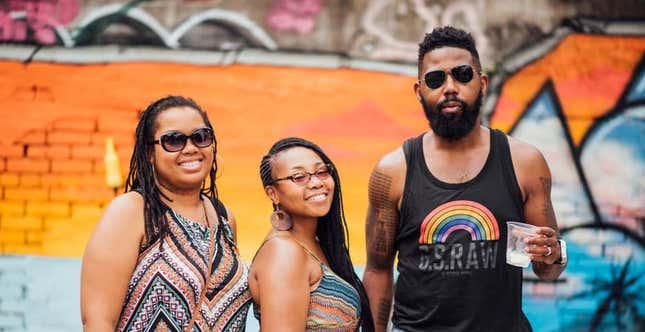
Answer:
[
  {"left": 124, "top": 95, "right": 218, "bottom": 247},
  {"left": 259, "top": 137, "right": 375, "bottom": 332}
]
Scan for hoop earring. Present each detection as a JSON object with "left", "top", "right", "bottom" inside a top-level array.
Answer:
[{"left": 270, "top": 204, "right": 292, "bottom": 231}]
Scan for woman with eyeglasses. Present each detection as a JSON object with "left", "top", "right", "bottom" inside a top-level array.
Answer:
[
  {"left": 249, "top": 137, "right": 374, "bottom": 332},
  {"left": 81, "top": 96, "right": 251, "bottom": 332}
]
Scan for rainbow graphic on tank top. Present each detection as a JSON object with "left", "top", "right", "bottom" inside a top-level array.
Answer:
[{"left": 418, "top": 200, "right": 500, "bottom": 244}]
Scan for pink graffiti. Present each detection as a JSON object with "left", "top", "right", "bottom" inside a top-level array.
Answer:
[
  {"left": 265, "top": 0, "right": 323, "bottom": 35},
  {"left": 0, "top": 0, "right": 79, "bottom": 45}
]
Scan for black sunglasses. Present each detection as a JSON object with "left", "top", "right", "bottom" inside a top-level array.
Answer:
[
  {"left": 421, "top": 65, "right": 475, "bottom": 89},
  {"left": 153, "top": 127, "right": 214, "bottom": 152},
  {"left": 271, "top": 164, "right": 334, "bottom": 186}
]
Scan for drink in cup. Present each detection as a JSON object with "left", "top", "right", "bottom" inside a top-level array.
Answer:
[{"left": 506, "top": 221, "right": 539, "bottom": 268}]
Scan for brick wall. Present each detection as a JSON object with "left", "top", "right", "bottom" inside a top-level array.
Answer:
[
  {"left": 0, "top": 116, "right": 135, "bottom": 257},
  {"left": 0, "top": 59, "right": 424, "bottom": 261}
]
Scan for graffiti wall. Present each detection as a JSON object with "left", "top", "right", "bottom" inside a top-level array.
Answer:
[
  {"left": 0, "top": 0, "right": 80, "bottom": 46},
  {"left": 490, "top": 32, "right": 645, "bottom": 331},
  {"left": 2, "top": 0, "right": 645, "bottom": 67}
]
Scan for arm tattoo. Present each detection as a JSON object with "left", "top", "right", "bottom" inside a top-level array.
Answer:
[
  {"left": 367, "top": 170, "right": 398, "bottom": 261},
  {"left": 377, "top": 298, "right": 392, "bottom": 327},
  {"left": 539, "top": 176, "right": 557, "bottom": 224},
  {"left": 369, "top": 171, "right": 394, "bottom": 219}
]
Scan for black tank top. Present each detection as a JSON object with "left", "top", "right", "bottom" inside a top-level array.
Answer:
[{"left": 393, "top": 129, "right": 532, "bottom": 332}]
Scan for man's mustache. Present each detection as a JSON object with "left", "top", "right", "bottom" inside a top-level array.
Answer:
[{"left": 435, "top": 95, "right": 467, "bottom": 112}]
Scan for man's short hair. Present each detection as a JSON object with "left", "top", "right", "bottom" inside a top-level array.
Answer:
[{"left": 418, "top": 26, "right": 481, "bottom": 76}]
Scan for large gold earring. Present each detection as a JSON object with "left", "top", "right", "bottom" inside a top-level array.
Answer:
[{"left": 270, "top": 204, "right": 292, "bottom": 231}]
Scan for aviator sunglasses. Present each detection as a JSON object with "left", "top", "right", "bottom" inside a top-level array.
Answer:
[
  {"left": 421, "top": 64, "right": 475, "bottom": 89},
  {"left": 153, "top": 127, "right": 214, "bottom": 152},
  {"left": 271, "top": 164, "right": 334, "bottom": 186}
]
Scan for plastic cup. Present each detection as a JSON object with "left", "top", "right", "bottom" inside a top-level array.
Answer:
[{"left": 506, "top": 221, "right": 539, "bottom": 268}]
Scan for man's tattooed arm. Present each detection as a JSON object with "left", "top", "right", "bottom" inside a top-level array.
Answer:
[{"left": 364, "top": 166, "right": 401, "bottom": 331}]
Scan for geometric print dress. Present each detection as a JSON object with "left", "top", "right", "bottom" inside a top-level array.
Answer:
[{"left": 116, "top": 199, "right": 251, "bottom": 332}]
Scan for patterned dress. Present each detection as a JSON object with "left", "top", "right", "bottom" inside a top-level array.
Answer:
[
  {"left": 117, "top": 200, "right": 251, "bottom": 332},
  {"left": 253, "top": 236, "right": 361, "bottom": 331}
]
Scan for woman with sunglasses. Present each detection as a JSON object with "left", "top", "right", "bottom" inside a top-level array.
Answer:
[
  {"left": 81, "top": 96, "right": 251, "bottom": 332},
  {"left": 249, "top": 137, "right": 374, "bottom": 332}
]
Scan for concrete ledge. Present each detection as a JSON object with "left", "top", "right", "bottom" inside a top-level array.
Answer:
[{"left": 0, "top": 45, "right": 416, "bottom": 76}]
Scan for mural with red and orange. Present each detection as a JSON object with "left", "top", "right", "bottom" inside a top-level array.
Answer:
[
  {"left": 0, "top": 61, "right": 425, "bottom": 262},
  {"left": 492, "top": 34, "right": 643, "bottom": 144},
  {"left": 490, "top": 34, "right": 645, "bottom": 236}
]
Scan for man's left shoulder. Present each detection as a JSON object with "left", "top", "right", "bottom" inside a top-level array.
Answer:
[{"left": 505, "top": 134, "right": 546, "bottom": 166}]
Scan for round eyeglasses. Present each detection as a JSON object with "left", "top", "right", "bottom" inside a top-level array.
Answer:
[{"left": 271, "top": 164, "right": 334, "bottom": 186}]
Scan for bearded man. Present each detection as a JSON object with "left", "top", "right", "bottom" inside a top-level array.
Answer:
[{"left": 363, "top": 26, "right": 567, "bottom": 332}]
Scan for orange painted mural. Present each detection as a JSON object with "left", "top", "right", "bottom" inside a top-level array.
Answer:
[{"left": 0, "top": 60, "right": 425, "bottom": 262}]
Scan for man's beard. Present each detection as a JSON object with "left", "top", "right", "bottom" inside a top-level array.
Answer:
[{"left": 421, "top": 90, "right": 483, "bottom": 140}]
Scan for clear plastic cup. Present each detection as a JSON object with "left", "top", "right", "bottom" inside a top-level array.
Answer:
[{"left": 506, "top": 221, "right": 539, "bottom": 268}]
